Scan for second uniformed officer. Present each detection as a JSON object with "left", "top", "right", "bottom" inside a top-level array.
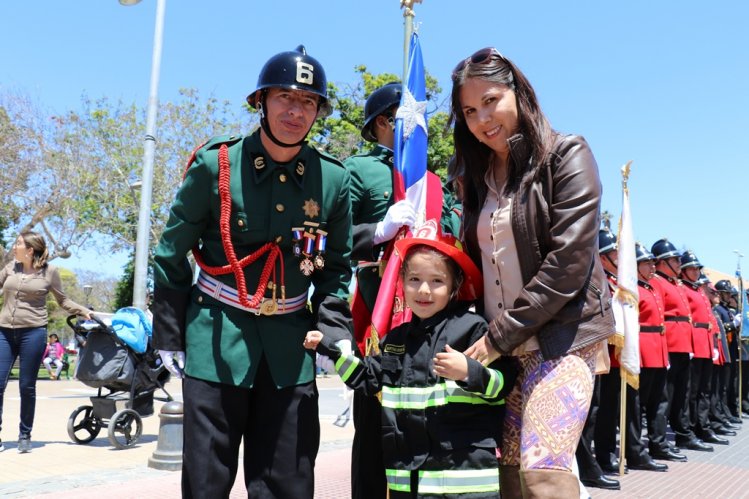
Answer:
[{"left": 151, "top": 46, "right": 354, "bottom": 498}]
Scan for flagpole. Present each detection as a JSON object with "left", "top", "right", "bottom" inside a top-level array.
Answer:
[
  {"left": 400, "top": 0, "right": 421, "bottom": 83},
  {"left": 735, "top": 250, "right": 744, "bottom": 417},
  {"left": 617, "top": 163, "right": 631, "bottom": 478}
]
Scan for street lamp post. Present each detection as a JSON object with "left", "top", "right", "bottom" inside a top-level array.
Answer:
[{"left": 120, "top": 0, "right": 166, "bottom": 311}]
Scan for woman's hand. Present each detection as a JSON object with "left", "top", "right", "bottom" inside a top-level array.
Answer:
[
  {"left": 433, "top": 344, "right": 469, "bottom": 381},
  {"left": 303, "top": 330, "right": 323, "bottom": 350},
  {"left": 464, "top": 334, "right": 501, "bottom": 366}
]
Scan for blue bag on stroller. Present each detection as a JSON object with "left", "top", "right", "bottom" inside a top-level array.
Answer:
[{"left": 110, "top": 307, "right": 152, "bottom": 354}]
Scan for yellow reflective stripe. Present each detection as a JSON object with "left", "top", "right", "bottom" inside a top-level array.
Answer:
[
  {"left": 385, "top": 468, "right": 500, "bottom": 494},
  {"left": 484, "top": 369, "right": 503, "bottom": 398},
  {"left": 381, "top": 380, "right": 504, "bottom": 409},
  {"left": 418, "top": 468, "right": 499, "bottom": 494},
  {"left": 385, "top": 469, "right": 411, "bottom": 492},
  {"left": 334, "top": 355, "right": 360, "bottom": 382}
]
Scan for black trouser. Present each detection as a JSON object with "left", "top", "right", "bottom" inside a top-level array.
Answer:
[
  {"left": 640, "top": 367, "right": 669, "bottom": 454},
  {"left": 663, "top": 352, "right": 695, "bottom": 443},
  {"left": 727, "top": 340, "right": 740, "bottom": 416},
  {"left": 181, "top": 357, "right": 320, "bottom": 499},
  {"left": 689, "top": 357, "right": 713, "bottom": 438},
  {"left": 624, "top": 382, "right": 649, "bottom": 464},
  {"left": 352, "top": 389, "right": 387, "bottom": 499},
  {"left": 594, "top": 368, "right": 620, "bottom": 467},
  {"left": 576, "top": 375, "right": 605, "bottom": 479},
  {"left": 742, "top": 359, "right": 749, "bottom": 412},
  {"left": 710, "top": 363, "right": 730, "bottom": 430}
]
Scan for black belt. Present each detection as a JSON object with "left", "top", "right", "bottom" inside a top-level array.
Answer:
[
  {"left": 665, "top": 316, "right": 690, "bottom": 322},
  {"left": 641, "top": 325, "right": 665, "bottom": 334},
  {"left": 694, "top": 322, "right": 711, "bottom": 329}
]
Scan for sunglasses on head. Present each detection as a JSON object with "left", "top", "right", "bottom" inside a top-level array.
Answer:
[{"left": 452, "top": 47, "right": 507, "bottom": 76}]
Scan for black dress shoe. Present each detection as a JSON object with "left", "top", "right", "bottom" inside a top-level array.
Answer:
[
  {"left": 628, "top": 459, "right": 669, "bottom": 472},
  {"left": 676, "top": 439, "right": 714, "bottom": 452},
  {"left": 722, "top": 422, "right": 739, "bottom": 430},
  {"left": 599, "top": 462, "right": 628, "bottom": 474},
  {"left": 581, "top": 475, "right": 621, "bottom": 490},
  {"left": 715, "top": 427, "right": 737, "bottom": 436},
  {"left": 701, "top": 433, "right": 729, "bottom": 445},
  {"left": 651, "top": 450, "right": 688, "bottom": 462},
  {"left": 728, "top": 416, "right": 742, "bottom": 424}
]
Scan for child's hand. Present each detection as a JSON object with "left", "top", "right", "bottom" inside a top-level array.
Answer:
[
  {"left": 433, "top": 344, "right": 469, "bottom": 381},
  {"left": 303, "top": 331, "right": 323, "bottom": 350}
]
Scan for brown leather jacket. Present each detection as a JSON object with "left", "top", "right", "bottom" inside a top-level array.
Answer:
[{"left": 466, "top": 133, "right": 615, "bottom": 360}]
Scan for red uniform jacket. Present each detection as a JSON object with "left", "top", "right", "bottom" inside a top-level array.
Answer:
[
  {"left": 650, "top": 273, "right": 693, "bottom": 354},
  {"left": 682, "top": 281, "right": 714, "bottom": 359},
  {"left": 637, "top": 279, "right": 669, "bottom": 368}
]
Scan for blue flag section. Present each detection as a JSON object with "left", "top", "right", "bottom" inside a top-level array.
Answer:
[{"left": 393, "top": 32, "right": 428, "bottom": 213}]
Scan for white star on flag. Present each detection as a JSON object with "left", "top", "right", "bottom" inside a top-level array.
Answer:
[{"left": 395, "top": 87, "right": 427, "bottom": 140}]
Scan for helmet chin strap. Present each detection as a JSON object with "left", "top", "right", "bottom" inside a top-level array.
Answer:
[
  {"left": 258, "top": 91, "right": 314, "bottom": 149},
  {"left": 665, "top": 258, "right": 681, "bottom": 277}
]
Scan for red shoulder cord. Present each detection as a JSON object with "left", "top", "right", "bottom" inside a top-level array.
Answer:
[{"left": 186, "top": 143, "right": 284, "bottom": 310}]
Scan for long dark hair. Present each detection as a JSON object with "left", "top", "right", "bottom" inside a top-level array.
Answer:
[{"left": 450, "top": 50, "right": 554, "bottom": 240}]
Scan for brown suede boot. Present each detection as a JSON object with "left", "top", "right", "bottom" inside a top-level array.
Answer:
[
  {"left": 500, "top": 465, "right": 522, "bottom": 499},
  {"left": 520, "top": 469, "right": 580, "bottom": 499}
]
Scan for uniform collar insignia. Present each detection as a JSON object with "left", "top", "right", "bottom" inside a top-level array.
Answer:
[{"left": 246, "top": 133, "right": 306, "bottom": 188}]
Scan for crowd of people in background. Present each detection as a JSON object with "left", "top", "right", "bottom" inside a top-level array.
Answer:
[{"left": 575, "top": 229, "right": 748, "bottom": 493}]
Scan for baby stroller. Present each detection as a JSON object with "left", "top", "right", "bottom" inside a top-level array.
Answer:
[{"left": 66, "top": 312, "right": 173, "bottom": 449}]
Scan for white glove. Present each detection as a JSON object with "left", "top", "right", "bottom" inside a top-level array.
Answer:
[
  {"left": 335, "top": 339, "right": 353, "bottom": 357},
  {"left": 713, "top": 348, "right": 720, "bottom": 362},
  {"left": 159, "top": 350, "right": 185, "bottom": 379},
  {"left": 689, "top": 352, "right": 694, "bottom": 360},
  {"left": 374, "top": 200, "right": 416, "bottom": 245},
  {"left": 733, "top": 315, "right": 742, "bottom": 328}
]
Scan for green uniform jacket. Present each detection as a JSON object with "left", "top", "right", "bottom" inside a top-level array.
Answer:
[
  {"left": 152, "top": 131, "right": 353, "bottom": 388},
  {"left": 345, "top": 145, "right": 461, "bottom": 311}
]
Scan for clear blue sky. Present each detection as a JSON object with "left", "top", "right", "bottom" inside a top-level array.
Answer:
[{"left": 2, "top": 0, "right": 748, "bottom": 278}]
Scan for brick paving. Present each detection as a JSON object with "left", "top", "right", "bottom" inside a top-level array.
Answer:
[{"left": 1, "top": 376, "right": 747, "bottom": 498}]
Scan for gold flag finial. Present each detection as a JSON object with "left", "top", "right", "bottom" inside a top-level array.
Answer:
[{"left": 621, "top": 160, "right": 633, "bottom": 185}]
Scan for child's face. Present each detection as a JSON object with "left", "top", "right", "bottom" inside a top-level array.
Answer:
[{"left": 403, "top": 251, "right": 454, "bottom": 320}]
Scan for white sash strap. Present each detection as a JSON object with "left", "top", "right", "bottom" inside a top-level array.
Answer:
[{"left": 196, "top": 272, "right": 307, "bottom": 316}]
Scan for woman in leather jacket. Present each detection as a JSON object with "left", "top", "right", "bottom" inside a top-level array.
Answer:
[{"left": 450, "top": 48, "right": 615, "bottom": 498}]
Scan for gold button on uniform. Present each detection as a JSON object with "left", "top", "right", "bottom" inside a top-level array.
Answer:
[
  {"left": 279, "top": 173, "right": 287, "bottom": 183},
  {"left": 238, "top": 220, "right": 245, "bottom": 227},
  {"left": 276, "top": 204, "right": 285, "bottom": 212},
  {"left": 275, "top": 236, "right": 283, "bottom": 244},
  {"left": 197, "top": 295, "right": 203, "bottom": 303}
]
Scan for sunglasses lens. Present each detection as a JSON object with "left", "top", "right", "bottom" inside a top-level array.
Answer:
[{"left": 470, "top": 47, "right": 496, "bottom": 64}]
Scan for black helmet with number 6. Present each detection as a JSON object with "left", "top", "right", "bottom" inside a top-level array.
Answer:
[
  {"left": 246, "top": 45, "right": 332, "bottom": 118},
  {"left": 598, "top": 229, "right": 617, "bottom": 255},
  {"left": 635, "top": 242, "right": 655, "bottom": 262}
]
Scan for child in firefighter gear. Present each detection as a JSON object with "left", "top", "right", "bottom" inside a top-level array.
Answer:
[
  {"left": 305, "top": 232, "right": 517, "bottom": 498},
  {"left": 151, "top": 45, "right": 354, "bottom": 498}
]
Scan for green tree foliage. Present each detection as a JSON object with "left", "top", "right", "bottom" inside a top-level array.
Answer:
[{"left": 1, "top": 67, "right": 455, "bottom": 297}]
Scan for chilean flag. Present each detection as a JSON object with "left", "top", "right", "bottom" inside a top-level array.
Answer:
[
  {"left": 357, "top": 33, "right": 443, "bottom": 356},
  {"left": 393, "top": 33, "right": 429, "bottom": 218}
]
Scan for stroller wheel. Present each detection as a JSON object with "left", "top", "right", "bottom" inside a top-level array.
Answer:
[
  {"left": 108, "top": 408, "right": 143, "bottom": 449},
  {"left": 67, "top": 405, "right": 102, "bottom": 444}
]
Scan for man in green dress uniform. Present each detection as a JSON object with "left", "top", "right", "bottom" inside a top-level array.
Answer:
[
  {"left": 152, "top": 45, "right": 354, "bottom": 498},
  {"left": 345, "top": 82, "right": 461, "bottom": 499}
]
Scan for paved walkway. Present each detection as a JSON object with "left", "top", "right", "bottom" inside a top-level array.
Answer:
[{"left": 1, "top": 376, "right": 748, "bottom": 498}]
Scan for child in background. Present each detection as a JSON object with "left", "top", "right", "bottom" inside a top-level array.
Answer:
[
  {"left": 305, "top": 231, "right": 517, "bottom": 498},
  {"left": 42, "top": 334, "right": 64, "bottom": 380}
]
